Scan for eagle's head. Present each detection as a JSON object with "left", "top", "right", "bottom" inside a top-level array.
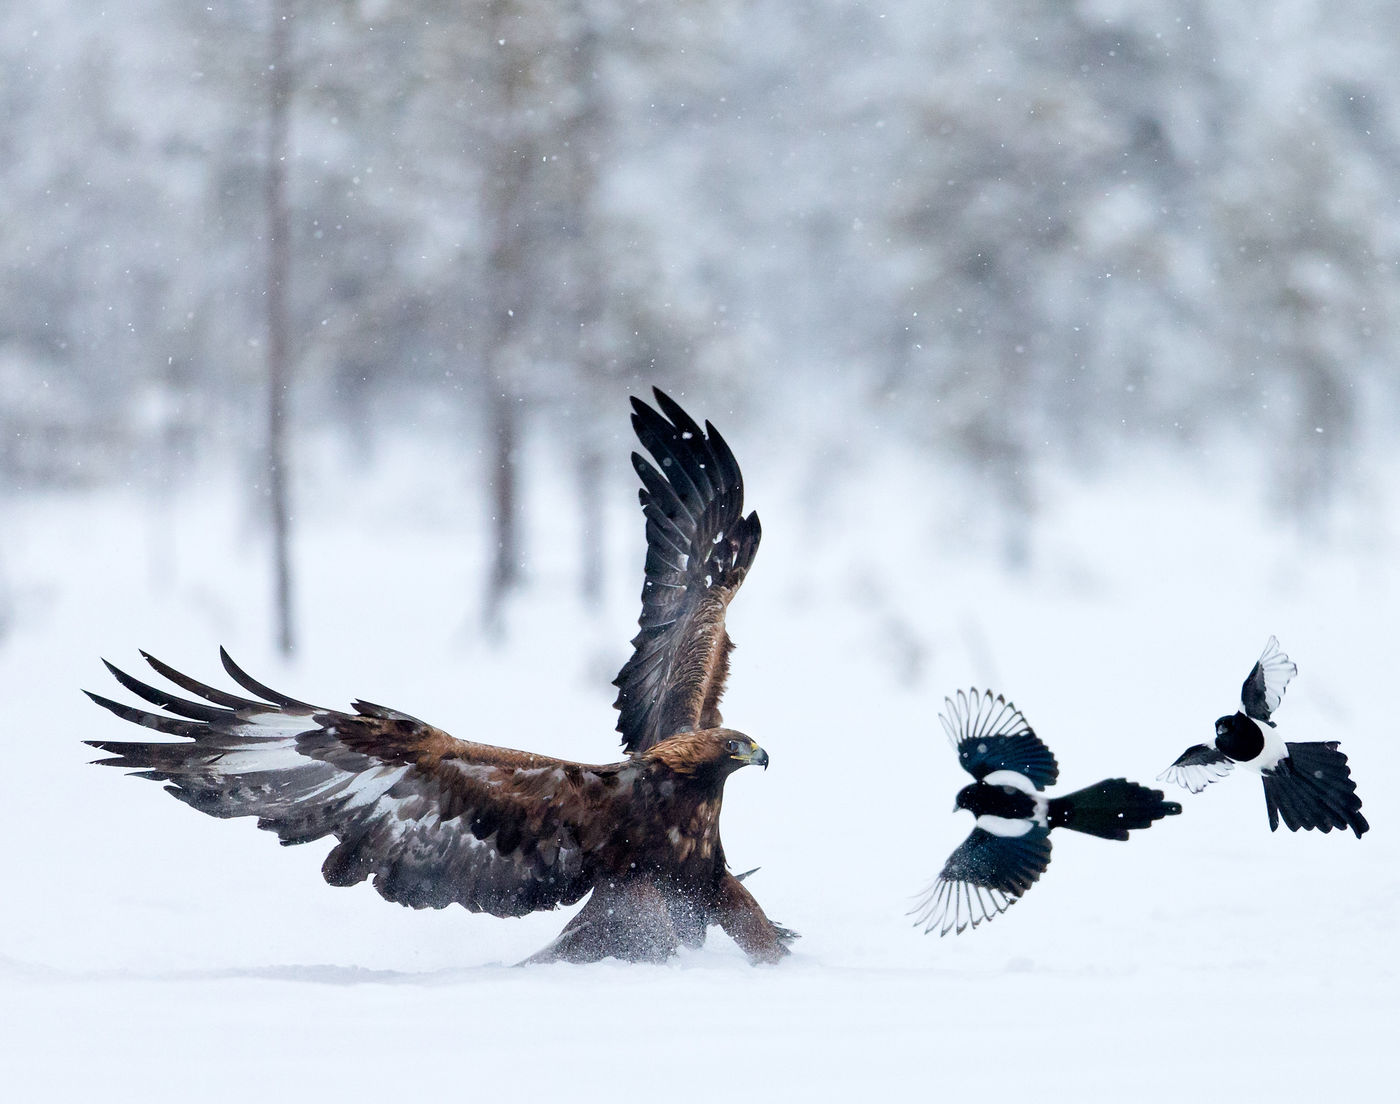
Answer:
[{"left": 643, "top": 729, "right": 769, "bottom": 778}]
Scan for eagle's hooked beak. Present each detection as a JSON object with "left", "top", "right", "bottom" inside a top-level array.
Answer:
[{"left": 726, "top": 737, "right": 768, "bottom": 770}]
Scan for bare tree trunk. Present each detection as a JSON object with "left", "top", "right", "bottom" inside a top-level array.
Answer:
[
  {"left": 266, "top": 0, "right": 295, "bottom": 656},
  {"left": 479, "top": 0, "right": 535, "bottom": 636},
  {"left": 483, "top": 383, "right": 520, "bottom": 633},
  {"left": 577, "top": 445, "right": 604, "bottom": 608},
  {"left": 564, "top": 0, "right": 608, "bottom": 610}
]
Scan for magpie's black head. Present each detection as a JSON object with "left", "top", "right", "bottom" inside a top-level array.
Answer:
[{"left": 1215, "top": 711, "right": 1265, "bottom": 762}]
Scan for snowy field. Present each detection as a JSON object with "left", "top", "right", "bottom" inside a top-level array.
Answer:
[{"left": 2, "top": 417, "right": 1395, "bottom": 1101}]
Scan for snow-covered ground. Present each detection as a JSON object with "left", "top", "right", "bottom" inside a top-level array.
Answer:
[{"left": 2, "top": 421, "right": 1395, "bottom": 1101}]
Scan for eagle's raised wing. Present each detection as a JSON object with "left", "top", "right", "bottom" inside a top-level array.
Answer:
[
  {"left": 86, "top": 650, "right": 634, "bottom": 916},
  {"left": 613, "top": 389, "right": 760, "bottom": 755},
  {"left": 1241, "top": 636, "right": 1296, "bottom": 726},
  {"left": 941, "top": 688, "right": 1059, "bottom": 790}
]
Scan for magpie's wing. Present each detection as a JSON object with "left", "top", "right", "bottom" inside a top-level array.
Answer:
[
  {"left": 612, "top": 390, "right": 760, "bottom": 754},
  {"left": 1240, "top": 636, "right": 1296, "bottom": 726},
  {"left": 1158, "top": 743, "right": 1234, "bottom": 793},
  {"left": 911, "top": 826, "right": 1052, "bottom": 936},
  {"left": 941, "top": 688, "right": 1058, "bottom": 789}
]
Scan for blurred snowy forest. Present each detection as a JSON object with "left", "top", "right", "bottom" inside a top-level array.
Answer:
[
  {"left": 3, "top": 0, "right": 1399, "bottom": 645},
  {"left": 7, "top": 9, "right": 1400, "bottom": 1090}
]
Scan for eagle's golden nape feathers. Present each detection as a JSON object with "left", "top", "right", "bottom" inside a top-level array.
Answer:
[
  {"left": 85, "top": 391, "right": 793, "bottom": 965},
  {"left": 639, "top": 729, "right": 767, "bottom": 776}
]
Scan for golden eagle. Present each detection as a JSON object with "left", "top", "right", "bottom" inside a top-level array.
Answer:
[{"left": 86, "top": 390, "right": 794, "bottom": 964}]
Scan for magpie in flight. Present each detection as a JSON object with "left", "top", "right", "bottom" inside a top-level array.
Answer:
[
  {"left": 1159, "top": 637, "right": 1368, "bottom": 837},
  {"left": 913, "top": 689, "right": 1181, "bottom": 936}
]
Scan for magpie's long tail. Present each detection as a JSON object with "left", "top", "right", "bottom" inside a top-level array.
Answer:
[
  {"left": 1047, "top": 778, "right": 1182, "bottom": 841},
  {"left": 1262, "top": 742, "right": 1369, "bottom": 838}
]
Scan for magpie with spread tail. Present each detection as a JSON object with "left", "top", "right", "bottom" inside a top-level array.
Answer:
[
  {"left": 913, "top": 689, "right": 1181, "bottom": 936},
  {"left": 1159, "top": 637, "right": 1369, "bottom": 837}
]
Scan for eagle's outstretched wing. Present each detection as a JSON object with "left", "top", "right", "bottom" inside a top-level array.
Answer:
[
  {"left": 86, "top": 650, "right": 634, "bottom": 916},
  {"left": 941, "top": 688, "right": 1059, "bottom": 790},
  {"left": 613, "top": 389, "right": 760, "bottom": 755}
]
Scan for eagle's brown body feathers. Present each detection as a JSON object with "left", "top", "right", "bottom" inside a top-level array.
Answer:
[{"left": 87, "top": 391, "right": 793, "bottom": 964}]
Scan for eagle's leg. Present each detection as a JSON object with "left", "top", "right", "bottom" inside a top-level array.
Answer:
[
  {"left": 712, "top": 871, "right": 797, "bottom": 964},
  {"left": 519, "top": 877, "right": 680, "bottom": 965}
]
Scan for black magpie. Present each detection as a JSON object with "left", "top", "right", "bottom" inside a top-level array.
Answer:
[
  {"left": 1159, "top": 636, "right": 1368, "bottom": 837},
  {"left": 914, "top": 689, "right": 1181, "bottom": 936}
]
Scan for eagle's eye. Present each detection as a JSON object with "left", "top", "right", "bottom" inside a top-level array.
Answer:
[{"left": 725, "top": 739, "right": 742, "bottom": 753}]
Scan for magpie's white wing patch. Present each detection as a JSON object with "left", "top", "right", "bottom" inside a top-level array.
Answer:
[
  {"left": 912, "top": 825, "right": 1052, "bottom": 936},
  {"left": 941, "top": 688, "right": 1059, "bottom": 789},
  {"left": 1240, "top": 636, "right": 1297, "bottom": 725},
  {"left": 1158, "top": 743, "right": 1234, "bottom": 793}
]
